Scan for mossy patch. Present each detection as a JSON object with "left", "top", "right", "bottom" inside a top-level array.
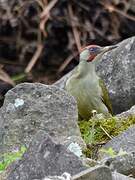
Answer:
[
  {"left": 0, "top": 145, "right": 26, "bottom": 173},
  {"left": 79, "top": 115, "right": 135, "bottom": 159}
]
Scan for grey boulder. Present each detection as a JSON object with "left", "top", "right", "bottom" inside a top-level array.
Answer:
[
  {"left": 96, "top": 36, "right": 135, "bottom": 114},
  {"left": 0, "top": 83, "right": 85, "bottom": 153},
  {"left": 117, "top": 105, "right": 135, "bottom": 118},
  {"left": 103, "top": 152, "right": 135, "bottom": 177},
  {"left": 72, "top": 166, "right": 112, "bottom": 180},
  {"left": 7, "top": 131, "right": 87, "bottom": 180},
  {"left": 40, "top": 168, "right": 135, "bottom": 180},
  {"left": 99, "top": 125, "right": 135, "bottom": 177},
  {"left": 99, "top": 125, "right": 135, "bottom": 158},
  {"left": 112, "top": 172, "right": 135, "bottom": 180}
]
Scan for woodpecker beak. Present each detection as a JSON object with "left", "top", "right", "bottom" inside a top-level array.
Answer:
[{"left": 99, "top": 45, "right": 118, "bottom": 54}]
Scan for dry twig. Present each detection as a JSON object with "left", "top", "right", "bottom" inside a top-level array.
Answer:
[
  {"left": 68, "top": 4, "right": 81, "bottom": 52},
  {"left": 101, "top": 2, "right": 135, "bottom": 22},
  {"left": 58, "top": 52, "right": 78, "bottom": 73},
  {"left": 0, "top": 65, "right": 15, "bottom": 86},
  {"left": 39, "top": 0, "right": 58, "bottom": 37},
  {"left": 100, "top": 125, "right": 113, "bottom": 140},
  {"left": 40, "top": 0, "right": 58, "bottom": 19},
  {"left": 25, "top": 44, "right": 43, "bottom": 73},
  {"left": 25, "top": 0, "right": 58, "bottom": 73}
]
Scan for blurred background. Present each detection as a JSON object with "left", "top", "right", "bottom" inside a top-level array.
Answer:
[{"left": 0, "top": 0, "right": 135, "bottom": 106}]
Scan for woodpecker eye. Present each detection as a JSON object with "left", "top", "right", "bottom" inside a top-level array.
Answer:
[
  {"left": 89, "top": 47, "right": 98, "bottom": 52},
  {"left": 89, "top": 47, "right": 95, "bottom": 51},
  {"left": 88, "top": 46, "right": 101, "bottom": 54}
]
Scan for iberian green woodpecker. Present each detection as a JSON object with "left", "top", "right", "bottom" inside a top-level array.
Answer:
[{"left": 66, "top": 45, "right": 117, "bottom": 120}]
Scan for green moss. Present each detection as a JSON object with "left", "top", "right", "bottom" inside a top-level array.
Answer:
[
  {"left": 0, "top": 145, "right": 26, "bottom": 173},
  {"left": 79, "top": 115, "right": 135, "bottom": 158},
  {"left": 100, "top": 147, "right": 127, "bottom": 158}
]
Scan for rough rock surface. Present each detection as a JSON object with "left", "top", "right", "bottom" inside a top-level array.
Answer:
[
  {"left": 96, "top": 36, "right": 135, "bottom": 114},
  {"left": 42, "top": 172, "right": 71, "bottom": 180},
  {"left": 0, "top": 83, "right": 85, "bottom": 153},
  {"left": 103, "top": 152, "right": 135, "bottom": 177},
  {"left": 99, "top": 125, "right": 135, "bottom": 158},
  {"left": 72, "top": 166, "right": 112, "bottom": 180},
  {"left": 117, "top": 105, "right": 135, "bottom": 118},
  {"left": 112, "top": 172, "right": 135, "bottom": 180},
  {"left": 44, "top": 169, "right": 135, "bottom": 180},
  {"left": 7, "top": 132, "right": 87, "bottom": 180},
  {"left": 55, "top": 36, "right": 135, "bottom": 114}
]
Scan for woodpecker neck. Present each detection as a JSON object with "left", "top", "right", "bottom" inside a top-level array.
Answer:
[
  {"left": 79, "top": 51, "right": 104, "bottom": 77},
  {"left": 78, "top": 58, "right": 96, "bottom": 77}
]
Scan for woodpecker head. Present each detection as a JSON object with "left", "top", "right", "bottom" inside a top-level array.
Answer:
[{"left": 80, "top": 45, "right": 117, "bottom": 62}]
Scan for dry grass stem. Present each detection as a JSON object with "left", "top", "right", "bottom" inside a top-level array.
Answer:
[
  {"left": 58, "top": 52, "right": 78, "bottom": 73},
  {"left": 100, "top": 125, "right": 113, "bottom": 140},
  {"left": 25, "top": 44, "right": 43, "bottom": 73},
  {"left": 0, "top": 66, "right": 15, "bottom": 86},
  {"left": 101, "top": 2, "right": 135, "bottom": 22},
  {"left": 68, "top": 4, "right": 81, "bottom": 52}
]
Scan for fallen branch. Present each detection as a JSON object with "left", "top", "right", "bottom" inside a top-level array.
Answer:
[
  {"left": 40, "top": 0, "right": 58, "bottom": 19},
  {"left": 25, "top": 44, "right": 43, "bottom": 73},
  {"left": 58, "top": 52, "right": 78, "bottom": 73},
  {"left": 100, "top": 125, "right": 113, "bottom": 140},
  {"left": 0, "top": 65, "right": 15, "bottom": 86},
  {"left": 101, "top": 2, "right": 135, "bottom": 22},
  {"left": 39, "top": 0, "right": 58, "bottom": 37},
  {"left": 68, "top": 4, "right": 81, "bottom": 52}
]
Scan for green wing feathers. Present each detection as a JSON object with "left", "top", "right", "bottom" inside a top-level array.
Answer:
[{"left": 99, "top": 79, "right": 113, "bottom": 115}]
